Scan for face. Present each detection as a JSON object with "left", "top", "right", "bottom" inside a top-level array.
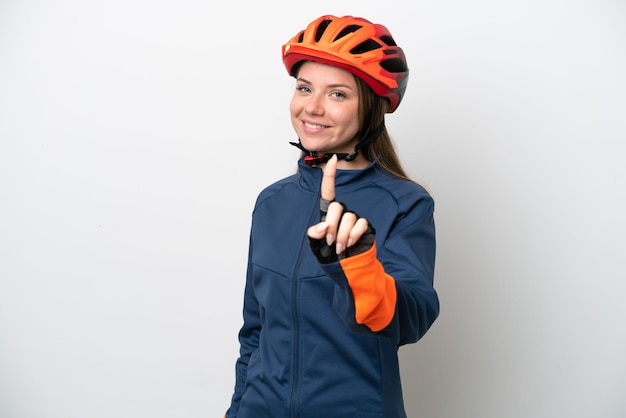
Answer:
[{"left": 290, "top": 61, "right": 360, "bottom": 156}]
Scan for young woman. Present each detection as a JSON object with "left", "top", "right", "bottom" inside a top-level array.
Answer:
[{"left": 225, "top": 15, "right": 439, "bottom": 418}]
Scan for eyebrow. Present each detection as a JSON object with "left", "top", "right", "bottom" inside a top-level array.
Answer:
[{"left": 296, "top": 77, "right": 355, "bottom": 90}]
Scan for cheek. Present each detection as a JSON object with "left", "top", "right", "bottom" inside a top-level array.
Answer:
[
  {"left": 289, "top": 100, "right": 302, "bottom": 132},
  {"left": 289, "top": 96, "right": 301, "bottom": 118},
  {"left": 338, "top": 108, "right": 360, "bottom": 134}
]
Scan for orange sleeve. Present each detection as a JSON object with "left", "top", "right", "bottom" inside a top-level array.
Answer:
[{"left": 339, "top": 244, "right": 397, "bottom": 332}]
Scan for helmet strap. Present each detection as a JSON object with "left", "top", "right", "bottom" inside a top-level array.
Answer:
[{"left": 288, "top": 141, "right": 352, "bottom": 166}]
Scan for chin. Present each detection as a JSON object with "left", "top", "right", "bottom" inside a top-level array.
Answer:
[{"left": 299, "top": 140, "right": 326, "bottom": 154}]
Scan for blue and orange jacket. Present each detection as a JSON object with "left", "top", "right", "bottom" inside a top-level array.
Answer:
[{"left": 225, "top": 158, "right": 439, "bottom": 418}]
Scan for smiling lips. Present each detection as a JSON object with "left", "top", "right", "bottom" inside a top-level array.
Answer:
[{"left": 302, "top": 120, "right": 329, "bottom": 133}]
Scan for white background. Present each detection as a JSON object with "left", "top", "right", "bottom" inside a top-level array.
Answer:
[{"left": 1, "top": 1, "right": 624, "bottom": 417}]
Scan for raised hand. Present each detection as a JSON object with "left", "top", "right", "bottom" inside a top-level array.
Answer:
[{"left": 307, "top": 155, "right": 372, "bottom": 258}]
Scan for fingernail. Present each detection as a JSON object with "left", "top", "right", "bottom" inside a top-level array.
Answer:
[
  {"left": 347, "top": 238, "right": 354, "bottom": 248},
  {"left": 335, "top": 242, "right": 344, "bottom": 254},
  {"left": 326, "top": 233, "right": 334, "bottom": 246},
  {"left": 316, "top": 222, "right": 328, "bottom": 233}
]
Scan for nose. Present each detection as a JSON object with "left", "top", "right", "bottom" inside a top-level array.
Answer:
[{"left": 304, "top": 93, "right": 324, "bottom": 116}]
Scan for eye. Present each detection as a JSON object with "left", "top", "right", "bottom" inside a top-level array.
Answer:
[
  {"left": 296, "top": 85, "right": 311, "bottom": 94},
  {"left": 331, "top": 91, "right": 346, "bottom": 99}
]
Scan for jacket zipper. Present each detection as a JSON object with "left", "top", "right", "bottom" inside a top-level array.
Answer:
[{"left": 289, "top": 176, "right": 323, "bottom": 418}]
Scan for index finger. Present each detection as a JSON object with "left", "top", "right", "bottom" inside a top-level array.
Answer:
[{"left": 321, "top": 154, "right": 338, "bottom": 201}]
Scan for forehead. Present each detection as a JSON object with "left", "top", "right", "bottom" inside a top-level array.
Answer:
[{"left": 296, "top": 61, "right": 357, "bottom": 87}]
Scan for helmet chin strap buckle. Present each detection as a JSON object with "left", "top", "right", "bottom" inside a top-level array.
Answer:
[
  {"left": 303, "top": 152, "right": 354, "bottom": 167},
  {"left": 290, "top": 141, "right": 357, "bottom": 167}
]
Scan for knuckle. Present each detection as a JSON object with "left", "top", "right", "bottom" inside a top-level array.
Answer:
[
  {"left": 328, "top": 201, "right": 343, "bottom": 211},
  {"left": 342, "top": 212, "right": 357, "bottom": 223}
]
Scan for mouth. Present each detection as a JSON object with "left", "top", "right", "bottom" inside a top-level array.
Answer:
[{"left": 303, "top": 120, "right": 329, "bottom": 129}]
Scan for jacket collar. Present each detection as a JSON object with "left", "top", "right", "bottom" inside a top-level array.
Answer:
[{"left": 297, "top": 156, "right": 377, "bottom": 194}]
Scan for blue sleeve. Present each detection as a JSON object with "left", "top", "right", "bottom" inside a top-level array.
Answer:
[
  {"left": 321, "top": 193, "right": 439, "bottom": 346},
  {"left": 380, "top": 194, "right": 439, "bottom": 345}
]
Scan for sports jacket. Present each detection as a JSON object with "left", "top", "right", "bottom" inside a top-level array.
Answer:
[{"left": 225, "top": 158, "right": 439, "bottom": 418}]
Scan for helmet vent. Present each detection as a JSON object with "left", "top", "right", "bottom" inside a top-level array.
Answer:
[
  {"left": 315, "top": 19, "right": 332, "bottom": 42},
  {"left": 334, "top": 25, "right": 362, "bottom": 41},
  {"left": 379, "top": 35, "right": 397, "bottom": 46},
  {"left": 297, "top": 32, "right": 304, "bottom": 43},
  {"left": 350, "top": 39, "right": 382, "bottom": 54},
  {"left": 380, "top": 58, "right": 408, "bottom": 73}
]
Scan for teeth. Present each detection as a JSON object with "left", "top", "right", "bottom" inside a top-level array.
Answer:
[{"left": 304, "top": 122, "right": 326, "bottom": 129}]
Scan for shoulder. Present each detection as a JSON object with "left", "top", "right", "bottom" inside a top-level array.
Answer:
[
  {"left": 363, "top": 170, "right": 435, "bottom": 225},
  {"left": 254, "top": 173, "right": 300, "bottom": 209},
  {"left": 370, "top": 168, "right": 433, "bottom": 203}
]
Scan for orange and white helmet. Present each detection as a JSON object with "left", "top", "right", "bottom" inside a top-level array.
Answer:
[{"left": 282, "top": 15, "right": 409, "bottom": 113}]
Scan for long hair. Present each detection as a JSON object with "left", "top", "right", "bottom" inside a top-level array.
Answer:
[{"left": 354, "top": 76, "right": 412, "bottom": 182}]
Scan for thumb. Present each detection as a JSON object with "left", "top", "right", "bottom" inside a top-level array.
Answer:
[{"left": 307, "top": 222, "right": 328, "bottom": 240}]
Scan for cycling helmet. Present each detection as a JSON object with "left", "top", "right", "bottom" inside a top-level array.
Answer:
[{"left": 282, "top": 15, "right": 409, "bottom": 113}]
